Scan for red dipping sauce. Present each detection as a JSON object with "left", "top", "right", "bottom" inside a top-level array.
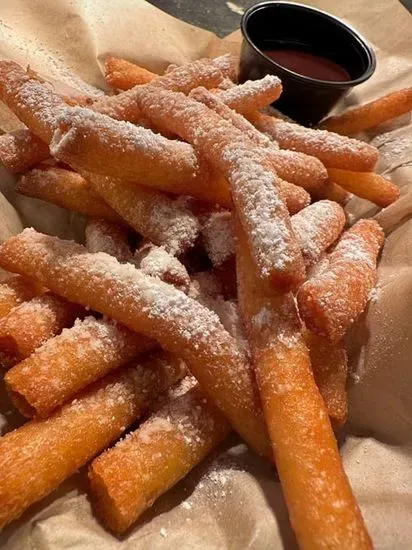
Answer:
[{"left": 263, "top": 49, "right": 350, "bottom": 82}]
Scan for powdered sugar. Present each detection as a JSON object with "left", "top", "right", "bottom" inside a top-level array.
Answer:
[
  {"left": 0, "top": 229, "right": 238, "bottom": 359},
  {"left": 218, "top": 75, "right": 281, "bottom": 113},
  {"left": 0, "top": 62, "right": 66, "bottom": 141},
  {"left": 298, "top": 220, "right": 384, "bottom": 341},
  {"left": 151, "top": 55, "right": 235, "bottom": 94},
  {"left": 88, "top": 174, "right": 200, "bottom": 255},
  {"left": 135, "top": 244, "right": 190, "bottom": 292},
  {"left": 291, "top": 200, "right": 345, "bottom": 267},
  {"left": 201, "top": 210, "right": 235, "bottom": 267},
  {"left": 225, "top": 148, "right": 300, "bottom": 277},
  {"left": 368, "top": 286, "right": 381, "bottom": 303},
  {"left": 85, "top": 219, "right": 131, "bottom": 262},
  {"left": 254, "top": 116, "right": 379, "bottom": 171}
]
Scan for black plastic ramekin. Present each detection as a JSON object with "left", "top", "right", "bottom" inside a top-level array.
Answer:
[{"left": 239, "top": 1, "right": 376, "bottom": 125}]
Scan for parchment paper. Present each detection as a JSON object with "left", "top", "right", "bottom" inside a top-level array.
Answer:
[{"left": 0, "top": 1, "right": 412, "bottom": 548}]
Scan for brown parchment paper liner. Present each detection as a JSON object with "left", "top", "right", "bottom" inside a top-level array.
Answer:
[{"left": 0, "top": 1, "right": 411, "bottom": 548}]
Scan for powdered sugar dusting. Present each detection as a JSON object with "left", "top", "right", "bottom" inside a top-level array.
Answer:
[
  {"left": 291, "top": 201, "right": 345, "bottom": 267},
  {"left": 298, "top": 220, "right": 384, "bottom": 341},
  {"left": 134, "top": 244, "right": 190, "bottom": 292},
  {"left": 1, "top": 229, "right": 241, "bottom": 361},
  {"left": 85, "top": 219, "right": 131, "bottom": 262},
  {"left": 219, "top": 75, "right": 281, "bottom": 113},
  {"left": 0, "top": 352, "right": 183, "bottom": 516},
  {"left": 201, "top": 210, "right": 235, "bottom": 267},
  {"left": 88, "top": 174, "right": 200, "bottom": 256},
  {"left": 6, "top": 315, "right": 154, "bottom": 416},
  {"left": 254, "top": 116, "right": 379, "bottom": 171},
  {"left": 224, "top": 147, "right": 299, "bottom": 277},
  {"left": 0, "top": 62, "right": 66, "bottom": 141},
  {"left": 0, "top": 292, "right": 80, "bottom": 362},
  {"left": 50, "top": 107, "right": 204, "bottom": 198},
  {"left": 0, "top": 229, "right": 264, "bottom": 452}
]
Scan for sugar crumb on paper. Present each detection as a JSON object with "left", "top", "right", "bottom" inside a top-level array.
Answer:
[{"left": 226, "top": 2, "right": 245, "bottom": 16}]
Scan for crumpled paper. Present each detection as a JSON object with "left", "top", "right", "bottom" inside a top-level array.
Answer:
[{"left": 0, "top": 1, "right": 412, "bottom": 548}]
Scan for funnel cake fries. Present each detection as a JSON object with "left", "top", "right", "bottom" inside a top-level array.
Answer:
[
  {"left": 318, "top": 181, "right": 351, "bottom": 204},
  {"left": 5, "top": 316, "right": 155, "bottom": 417},
  {"left": 190, "top": 87, "right": 328, "bottom": 195},
  {"left": 0, "top": 229, "right": 271, "bottom": 458},
  {"left": 103, "top": 56, "right": 282, "bottom": 116},
  {"left": 0, "top": 275, "right": 43, "bottom": 318},
  {"left": 290, "top": 200, "right": 346, "bottom": 268},
  {"left": 50, "top": 108, "right": 223, "bottom": 201},
  {"left": 0, "top": 130, "right": 49, "bottom": 173},
  {"left": 0, "top": 51, "right": 396, "bottom": 545},
  {"left": 0, "top": 61, "right": 67, "bottom": 143},
  {"left": 249, "top": 111, "right": 379, "bottom": 171},
  {"left": 298, "top": 220, "right": 384, "bottom": 342},
  {"left": 134, "top": 86, "right": 305, "bottom": 289},
  {"left": 95, "top": 54, "right": 237, "bottom": 123},
  {"left": 235, "top": 217, "right": 372, "bottom": 550},
  {"left": 105, "top": 56, "right": 157, "bottom": 89},
  {"left": 0, "top": 293, "right": 83, "bottom": 366},
  {"left": 0, "top": 350, "right": 184, "bottom": 528},
  {"left": 201, "top": 210, "right": 235, "bottom": 268},
  {"left": 87, "top": 172, "right": 200, "bottom": 255},
  {"left": 49, "top": 109, "right": 308, "bottom": 211},
  {"left": 306, "top": 331, "right": 348, "bottom": 428},
  {"left": 321, "top": 87, "right": 412, "bottom": 135},
  {"left": 17, "top": 167, "right": 124, "bottom": 224},
  {"left": 89, "top": 378, "right": 230, "bottom": 533},
  {"left": 85, "top": 218, "right": 132, "bottom": 262},
  {"left": 327, "top": 168, "right": 400, "bottom": 207},
  {"left": 0, "top": 58, "right": 233, "bottom": 177},
  {"left": 134, "top": 243, "right": 191, "bottom": 293},
  {"left": 218, "top": 75, "right": 282, "bottom": 113}
]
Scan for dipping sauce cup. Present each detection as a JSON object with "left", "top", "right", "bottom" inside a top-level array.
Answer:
[{"left": 239, "top": 1, "right": 376, "bottom": 125}]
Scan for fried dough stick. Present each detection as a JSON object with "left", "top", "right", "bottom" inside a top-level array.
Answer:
[
  {"left": 17, "top": 167, "right": 124, "bottom": 224},
  {"left": 306, "top": 331, "right": 348, "bottom": 428},
  {"left": 0, "top": 60, "right": 225, "bottom": 198},
  {"left": 0, "top": 275, "right": 43, "bottom": 318},
  {"left": 0, "top": 350, "right": 184, "bottom": 528},
  {"left": 235, "top": 216, "right": 372, "bottom": 550},
  {"left": 89, "top": 378, "right": 230, "bottom": 533},
  {"left": 85, "top": 218, "right": 132, "bottom": 262},
  {"left": 105, "top": 56, "right": 157, "bottom": 89},
  {"left": 134, "top": 86, "right": 305, "bottom": 289},
  {"left": 290, "top": 200, "right": 346, "bottom": 268},
  {"left": 103, "top": 56, "right": 283, "bottom": 116},
  {"left": 134, "top": 243, "right": 191, "bottom": 293},
  {"left": 0, "top": 293, "right": 83, "bottom": 366},
  {"left": 321, "top": 87, "right": 412, "bottom": 135},
  {"left": 0, "top": 61, "right": 67, "bottom": 143},
  {"left": 86, "top": 172, "right": 200, "bottom": 255},
  {"left": 5, "top": 316, "right": 155, "bottom": 417},
  {"left": 327, "top": 168, "right": 400, "bottom": 208},
  {"left": 0, "top": 56, "right": 234, "bottom": 135},
  {"left": 50, "top": 107, "right": 229, "bottom": 205},
  {"left": 0, "top": 229, "right": 271, "bottom": 458},
  {"left": 249, "top": 112, "right": 379, "bottom": 172},
  {"left": 217, "top": 75, "right": 282, "bottom": 113},
  {"left": 0, "top": 130, "right": 49, "bottom": 173},
  {"left": 298, "top": 220, "right": 384, "bottom": 342}
]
